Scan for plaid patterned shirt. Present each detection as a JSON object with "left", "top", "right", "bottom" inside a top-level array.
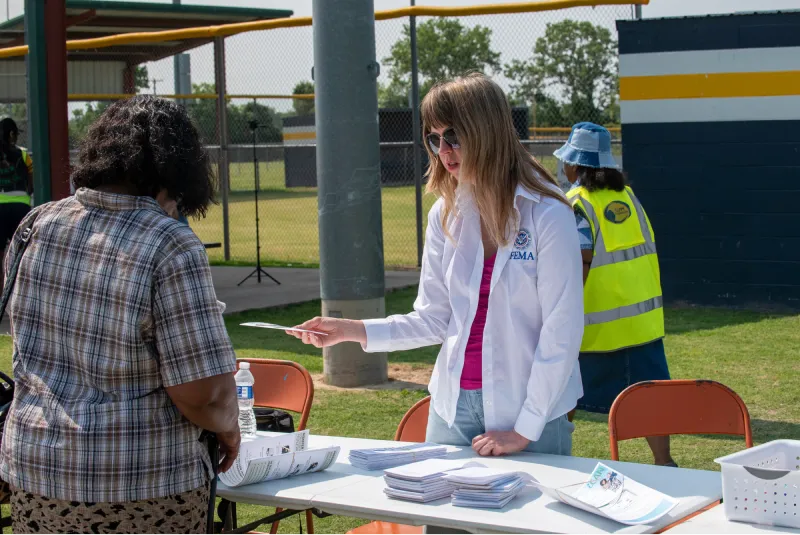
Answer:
[{"left": 0, "top": 188, "right": 237, "bottom": 503}]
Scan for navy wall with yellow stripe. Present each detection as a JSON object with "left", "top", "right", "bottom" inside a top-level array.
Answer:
[{"left": 617, "top": 11, "right": 800, "bottom": 307}]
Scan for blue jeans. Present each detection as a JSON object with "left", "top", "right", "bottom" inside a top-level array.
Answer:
[
  {"left": 425, "top": 389, "right": 575, "bottom": 456},
  {"left": 422, "top": 390, "right": 574, "bottom": 534}
]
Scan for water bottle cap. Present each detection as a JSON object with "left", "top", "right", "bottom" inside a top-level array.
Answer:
[{"left": 239, "top": 362, "right": 250, "bottom": 370}]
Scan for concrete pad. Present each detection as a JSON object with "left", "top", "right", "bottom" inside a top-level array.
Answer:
[{"left": 210, "top": 266, "right": 420, "bottom": 315}]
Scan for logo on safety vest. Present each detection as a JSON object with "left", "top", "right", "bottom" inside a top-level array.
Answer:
[
  {"left": 604, "top": 201, "right": 631, "bottom": 224},
  {"left": 514, "top": 228, "right": 531, "bottom": 249}
]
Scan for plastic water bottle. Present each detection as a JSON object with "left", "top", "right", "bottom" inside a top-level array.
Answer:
[{"left": 235, "top": 362, "right": 257, "bottom": 437}]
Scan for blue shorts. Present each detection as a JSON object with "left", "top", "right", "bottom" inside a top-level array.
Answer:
[{"left": 577, "top": 339, "right": 670, "bottom": 414}]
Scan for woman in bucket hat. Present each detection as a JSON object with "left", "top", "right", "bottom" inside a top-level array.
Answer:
[{"left": 556, "top": 122, "right": 676, "bottom": 467}]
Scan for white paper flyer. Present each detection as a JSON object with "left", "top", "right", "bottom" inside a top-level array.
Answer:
[
  {"left": 530, "top": 462, "right": 679, "bottom": 525},
  {"left": 219, "top": 430, "right": 340, "bottom": 488}
]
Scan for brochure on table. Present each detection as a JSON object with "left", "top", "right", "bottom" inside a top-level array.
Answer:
[
  {"left": 530, "top": 462, "right": 679, "bottom": 525},
  {"left": 383, "top": 460, "right": 531, "bottom": 507},
  {"left": 349, "top": 442, "right": 450, "bottom": 470},
  {"left": 219, "top": 430, "right": 340, "bottom": 488}
]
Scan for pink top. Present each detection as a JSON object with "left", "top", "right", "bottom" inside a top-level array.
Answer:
[{"left": 460, "top": 252, "right": 496, "bottom": 390}]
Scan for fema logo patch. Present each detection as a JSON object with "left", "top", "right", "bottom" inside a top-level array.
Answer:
[
  {"left": 511, "top": 228, "right": 535, "bottom": 260},
  {"left": 604, "top": 201, "right": 632, "bottom": 224},
  {"left": 514, "top": 228, "right": 531, "bottom": 250}
]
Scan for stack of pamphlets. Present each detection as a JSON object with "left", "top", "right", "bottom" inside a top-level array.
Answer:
[
  {"left": 349, "top": 442, "right": 449, "bottom": 471},
  {"left": 219, "top": 430, "right": 340, "bottom": 488},
  {"left": 382, "top": 459, "right": 481, "bottom": 503},
  {"left": 443, "top": 466, "right": 528, "bottom": 509},
  {"left": 530, "top": 462, "right": 679, "bottom": 525}
]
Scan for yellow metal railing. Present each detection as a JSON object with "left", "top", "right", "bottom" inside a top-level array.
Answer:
[
  {"left": 66, "top": 93, "right": 314, "bottom": 101},
  {"left": 0, "top": 0, "right": 648, "bottom": 59}
]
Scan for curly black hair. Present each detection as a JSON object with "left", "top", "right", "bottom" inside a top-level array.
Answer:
[
  {"left": 71, "top": 95, "right": 216, "bottom": 218},
  {"left": 575, "top": 165, "right": 627, "bottom": 192}
]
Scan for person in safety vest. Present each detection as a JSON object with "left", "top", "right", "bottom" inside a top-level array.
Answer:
[
  {"left": 0, "top": 118, "right": 33, "bottom": 182},
  {"left": 555, "top": 122, "right": 676, "bottom": 467},
  {"left": 0, "top": 117, "right": 32, "bottom": 289}
]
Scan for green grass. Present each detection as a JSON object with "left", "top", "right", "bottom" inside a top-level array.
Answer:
[
  {"left": 217, "top": 290, "right": 800, "bottom": 532},
  {"left": 192, "top": 156, "right": 562, "bottom": 269},
  {"left": 4, "top": 291, "right": 798, "bottom": 533}
]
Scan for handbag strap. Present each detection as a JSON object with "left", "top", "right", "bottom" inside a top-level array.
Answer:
[{"left": 0, "top": 212, "right": 38, "bottom": 324}]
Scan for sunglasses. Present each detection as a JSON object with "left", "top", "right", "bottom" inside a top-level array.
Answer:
[{"left": 425, "top": 128, "right": 460, "bottom": 154}]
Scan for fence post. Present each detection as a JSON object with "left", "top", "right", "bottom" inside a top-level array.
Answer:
[
  {"left": 25, "top": 0, "right": 70, "bottom": 204},
  {"left": 410, "top": 0, "right": 424, "bottom": 268},
  {"left": 313, "top": 0, "right": 387, "bottom": 387},
  {"left": 634, "top": 4, "right": 642, "bottom": 19},
  {"left": 214, "top": 36, "right": 231, "bottom": 261},
  {"left": 173, "top": 0, "right": 181, "bottom": 103}
]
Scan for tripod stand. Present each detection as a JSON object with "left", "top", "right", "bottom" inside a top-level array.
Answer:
[{"left": 238, "top": 119, "right": 280, "bottom": 286}]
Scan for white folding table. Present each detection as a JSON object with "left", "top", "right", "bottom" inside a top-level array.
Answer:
[
  {"left": 665, "top": 505, "right": 800, "bottom": 534},
  {"left": 217, "top": 434, "right": 723, "bottom": 534}
]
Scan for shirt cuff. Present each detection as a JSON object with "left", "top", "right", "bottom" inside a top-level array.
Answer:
[
  {"left": 362, "top": 319, "right": 392, "bottom": 353},
  {"left": 514, "top": 407, "right": 548, "bottom": 442}
]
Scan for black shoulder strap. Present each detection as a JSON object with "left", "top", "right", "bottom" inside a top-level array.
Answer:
[{"left": 0, "top": 211, "right": 38, "bottom": 323}]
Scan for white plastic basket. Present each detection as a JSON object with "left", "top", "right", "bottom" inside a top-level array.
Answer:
[{"left": 715, "top": 440, "right": 800, "bottom": 529}]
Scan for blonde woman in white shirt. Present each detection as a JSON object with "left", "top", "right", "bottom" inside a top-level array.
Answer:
[{"left": 290, "top": 73, "right": 584, "bottom": 457}]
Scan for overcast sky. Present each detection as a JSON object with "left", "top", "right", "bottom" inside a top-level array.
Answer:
[{"left": 3, "top": 0, "right": 795, "bottom": 112}]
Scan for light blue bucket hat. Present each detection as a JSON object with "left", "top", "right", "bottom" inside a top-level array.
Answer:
[{"left": 553, "top": 122, "right": 619, "bottom": 169}]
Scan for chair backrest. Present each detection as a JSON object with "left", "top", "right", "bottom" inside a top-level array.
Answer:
[
  {"left": 395, "top": 396, "right": 431, "bottom": 442},
  {"left": 608, "top": 379, "right": 753, "bottom": 460},
  {"left": 237, "top": 359, "right": 314, "bottom": 431}
]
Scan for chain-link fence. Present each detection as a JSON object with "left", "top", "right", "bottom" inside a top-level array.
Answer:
[{"left": 0, "top": 3, "right": 635, "bottom": 269}]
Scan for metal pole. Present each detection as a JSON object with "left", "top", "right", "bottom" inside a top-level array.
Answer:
[
  {"left": 214, "top": 36, "right": 231, "bottom": 261},
  {"left": 176, "top": 54, "right": 191, "bottom": 105},
  {"left": 26, "top": 0, "right": 69, "bottom": 203},
  {"left": 313, "top": 0, "right": 387, "bottom": 387},
  {"left": 634, "top": 4, "right": 642, "bottom": 19},
  {"left": 410, "top": 0, "right": 424, "bottom": 268},
  {"left": 25, "top": 0, "right": 50, "bottom": 204},
  {"left": 173, "top": 0, "right": 181, "bottom": 103},
  {"left": 253, "top": 125, "right": 261, "bottom": 283}
]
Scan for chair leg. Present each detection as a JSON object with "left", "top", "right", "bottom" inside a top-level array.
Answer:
[
  {"left": 269, "top": 508, "right": 282, "bottom": 534},
  {"left": 305, "top": 508, "right": 315, "bottom": 534}
]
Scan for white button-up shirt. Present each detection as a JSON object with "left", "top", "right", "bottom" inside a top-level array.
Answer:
[{"left": 364, "top": 184, "right": 584, "bottom": 442}]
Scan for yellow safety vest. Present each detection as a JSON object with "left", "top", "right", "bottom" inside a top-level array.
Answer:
[
  {"left": 568, "top": 185, "right": 664, "bottom": 352},
  {"left": 0, "top": 146, "right": 30, "bottom": 205},
  {"left": 20, "top": 147, "right": 33, "bottom": 180}
]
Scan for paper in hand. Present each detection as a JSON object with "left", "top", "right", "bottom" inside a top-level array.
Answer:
[{"left": 241, "top": 322, "right": 328, "bottom": 336}]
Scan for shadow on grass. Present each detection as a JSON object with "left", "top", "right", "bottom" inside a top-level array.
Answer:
[
  {"left": 751, "top": 419, "right": 800, "bottom": 444},
  {"left": 664, "top": 305, "right": 796, "bottom": 336},
  {"left": 572, "top": 411, "right": 799, "bottom": 448}
]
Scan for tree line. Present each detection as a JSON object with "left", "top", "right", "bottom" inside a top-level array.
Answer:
[
  {"left": 379, "top": 18, "right": 619, "bottom": 127},
  {"left": 62, "top": 18, "right": 617, "bottom": 144}
]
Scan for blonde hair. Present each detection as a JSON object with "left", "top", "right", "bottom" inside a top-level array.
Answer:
[{"left": 421, "top": 73, "right": 568, "bottom": 246}]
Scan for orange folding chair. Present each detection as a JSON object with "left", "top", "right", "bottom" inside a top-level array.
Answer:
[
  {"left": 230, "top": 359, "right": 316, "bottom": 534},
  {"left": 608, "top": 379, "right": 753, "bottom": 532},
  {"left": 347, "top": 396, "right": 431, "bottom": 535}
]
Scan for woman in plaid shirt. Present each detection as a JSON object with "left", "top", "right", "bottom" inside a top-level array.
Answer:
[{"left": 0, "top": 96, "right": 240, "bottom": 533}]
